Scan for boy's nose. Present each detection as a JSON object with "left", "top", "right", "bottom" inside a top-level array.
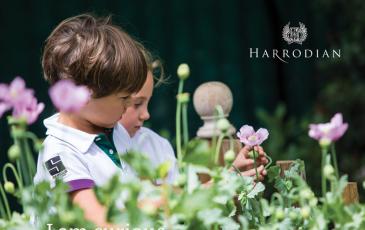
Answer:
[{"left": 140, "top": 111, "right": 150, "bottom": 121}]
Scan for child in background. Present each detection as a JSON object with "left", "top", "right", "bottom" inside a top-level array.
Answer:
[
  {"left": 119, "top": 51, "right": 179, "bottom": 184},
  {"left": 119, "top": 50, "right": 268, "bottom": 183},
  {"left": 34, "top": 14, "right": 147, "bottom": 227}
]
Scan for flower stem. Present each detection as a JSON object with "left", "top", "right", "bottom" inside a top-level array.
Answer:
[
  {"left": 22, "top": 138, "right": 36, "bottom": 180},
  {"left": 16, "top": 160, "right": 23, "bottom": 186},
  {"left": 3, "top": 163, "right": 23, "bottom": 191},
  {"left": 321, "top": 148, "right": 327, "bottom": 197},
  {"left": 182, "top": 103, "right": 189, "bottom": 149},
  {"left": 162, "top": 183, "right": 171, "bottom": 230},
  {"left": 13, "top": 136, "right": 31, "bottom": 186},
  {"left": 331, "top": 143, "right": 339, "bottom": 180},
  {"left": 24, "top": 131, "right": 40, "bottom": 151},
  {"left": 175, "top": 79, "right": 184, "bottom": 166},
  {"left": 270, "top": 193, "right": 284, "bottom": 207},
  {"left": 0, "top": 188, "right": 7, "bottom": 219},
  {"left": 264, "top": 153, "right": 272, "bottom": 169},
  {"left": 214, "top": 134, "right": 225, "bottom": 165},
  {"left": 253, "top": 148, "right": 259, "bottom": 182},
  {"left": 211, "top": 130, "right": 218, "bottom": 164},
  {"left": 0, "top": 182, "right": 11, "bottom": 220}
]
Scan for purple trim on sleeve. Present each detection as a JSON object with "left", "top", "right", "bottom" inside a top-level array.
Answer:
[{"left": 67, "top": 179, "right": 95, "bottom": 192}]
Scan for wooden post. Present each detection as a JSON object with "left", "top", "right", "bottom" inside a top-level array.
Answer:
[
  {"left": 342, "top": 182, "right": 359, "bottom": 204},
  {"left": 276, "top": 160, "right": 306, "bottom": 180}
]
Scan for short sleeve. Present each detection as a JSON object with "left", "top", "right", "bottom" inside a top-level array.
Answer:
[{"left": 35, "top": 149, "right": 94, "bottom": 192}]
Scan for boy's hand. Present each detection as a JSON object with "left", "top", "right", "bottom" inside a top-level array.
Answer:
[{"left": 230, "top": 145, "right": 269, "bottom": 181}]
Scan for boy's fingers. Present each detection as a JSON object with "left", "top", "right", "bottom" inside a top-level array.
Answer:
[
  {"left": 240, "top": 165, "right": 265, "bottom": 179},
  {"left": 240, "top": 168, "right": 258, "bottom": 177}
]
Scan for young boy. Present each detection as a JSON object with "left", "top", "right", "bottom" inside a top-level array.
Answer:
[
  {"left": 34, "top": 14, "right": 147, "bottom": 227},
  {"left": 118, "top": 55, "right": 179, "bottom": 185}
]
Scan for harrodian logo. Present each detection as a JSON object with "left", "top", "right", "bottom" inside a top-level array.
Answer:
[
  {"left": 282, "top": 22, "right": 307, "bottom": 45},
  {"left": 249, "top": 21, "right": 341, "bottom": 63}
]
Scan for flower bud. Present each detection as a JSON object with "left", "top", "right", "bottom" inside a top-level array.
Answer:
[
  {"left": 275, "top": 208, "right": 285, "bottom": 220},
  {"left": 8, "top": 145, "right": 21, "bottom": 161},
  {"left": 158, "top": 161, "right": 171, "bottom": 179},
  {"left": 300, "top": 206, "right": 310, "bottom": 219},
  {"left": 10, "top": 127, "right": 25, "bottom": 138},
  {"left": 309, "top": 197, "right": 318, "bottom": 207},
  {"left": 319, "top": 138, "right": 331, "bottom": 149},
  {"left": 248, "top": 150, "right": 257, "bottom": 159},
  {"left": 60, "top": 211, "right": 76, "bottom": 224},
  {"left": 34, "top": 140, "right": 43, "bottom": 151},
  {"left": 224, "top": 150, "right": 235, "bottom": 163},
  {"left": 21, "top": 213, "right": 29, "bottom": 221},
  {"left": 4, "top": 181, "right": 15, "bottom": 194},
  {"left": 175, "top": 174, "right": 187, "bottom": 186},
  {"left": 323, "top": 164, "right": 334, "bottom": 178},
  {"left": 176, "top": 93, "right": 190, "bottom": 104},
  {"left": 217, "top": 118, "right": 230, "bottom": 132},
  {"left": 177, "top": 63, "right": 190, "bottom": 80},
  {"left": 299, "top": 188, "right": 313, "bottom": 200},
  {"left": 289, "top": 211, "right": 298, "bottom": 221}
]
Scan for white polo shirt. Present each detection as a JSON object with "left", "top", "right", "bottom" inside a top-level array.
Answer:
[
  {"left": 34, "top": 113, "right": 138, "bottom": 192},
  {"left": 34, "top": 114, "right": 179, "bottom": 192},
  {"left": 117, "top": 125, "right": 179, "bottom": 184}
]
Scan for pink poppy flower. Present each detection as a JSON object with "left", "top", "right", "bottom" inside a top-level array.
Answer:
[
  {"left": 49, "top": 79, "right": 90, "bottom": 113},
  {"left": 7, "top": 77, "right": 34, "bottom": 106},
  {"left": 0, "top": 77, "right": 44, "bottom": 123},
  {"left": 0, "top": 102, "right": 11, "bottom": 118},
  {"left": 12, "top": 95, "right": 44, "bottom": 124},
  {"left": 237, "top": 125, "right": 269, "bottom": 147},
  {"left": 308, "top": 113, "right": 348, "bottom": 143},
  {"left": 0, "top": 84, "right": 11, "bottom": 117}
]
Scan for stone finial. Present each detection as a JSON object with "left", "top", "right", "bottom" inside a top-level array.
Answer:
[{"left": 193, "top": 81, "right": 236, "bottom": 138}]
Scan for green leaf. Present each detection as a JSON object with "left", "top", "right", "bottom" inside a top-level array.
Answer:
[
  {"left": 120, "top": 151, "right": 156, "bottom": 180},
  {"left": 218, "top": 217, "right": 240, "bottom": 230},
  {"left": 267, "top": 165, "right": 281, "bottom": 182},
  {"left": 197, "top": 208, "right": 222, "bottom": 227},
  {"left": 247, "top": 182, "right": 265, "bottom": 198},
  {"left": 274, "top": 178, "right": 289, "bottom": 193},
  {"left": 173, "top": 189, "right": 216, "bottom": 218}
]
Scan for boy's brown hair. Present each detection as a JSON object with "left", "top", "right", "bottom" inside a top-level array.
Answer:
[{"left": 42, "top": 14, "right": 147, "bottom": 98}]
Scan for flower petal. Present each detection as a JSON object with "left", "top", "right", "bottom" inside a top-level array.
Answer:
[
  {"left": 256, "top": 128, "right": 269, "bottom": 143},
  {"left": 330, "top": 113, "right": 343, "bottom": 127},
  {"left": 237, "top": 125, "right": 255, "bottom": 138},
  {"left": 49, "top": 80, "right": 90, "bottom": 113},
  {"left": 0, "top": 102, "right": 11, "bottom": 118},
  {"left": 308, "top": 124, "right": 322, "bottom": 140}
]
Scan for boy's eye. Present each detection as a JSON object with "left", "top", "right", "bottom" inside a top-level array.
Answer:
[{"left": 120, "top": 96, "right": 133, "bottom": 106}]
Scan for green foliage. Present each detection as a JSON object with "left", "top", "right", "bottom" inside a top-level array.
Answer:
[{"left": 21, "top": 181, "right": 95, "bottom": 230}]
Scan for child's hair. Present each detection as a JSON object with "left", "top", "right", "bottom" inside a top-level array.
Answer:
[
  {"left": 137, "top": 44, "right": 167, "bottom": 87},
  {"left": 42, "top": 14, "right": 147, "bottom": 98}
]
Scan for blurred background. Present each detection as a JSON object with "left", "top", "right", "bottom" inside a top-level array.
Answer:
[{"left": 1, "top": 0, "right": 364, "bottom": 198}]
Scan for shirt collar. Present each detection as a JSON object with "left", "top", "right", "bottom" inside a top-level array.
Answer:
[{"left": 44, "top": 113, "right": 111, "bottom": 154}]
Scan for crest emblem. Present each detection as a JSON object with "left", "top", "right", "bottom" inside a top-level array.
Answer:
[
  {"left": 282, "top": 22, "right": 307, "bottom": 45},
  {"left": 45, "top": 156, "right": 67, "bottom": 179}
]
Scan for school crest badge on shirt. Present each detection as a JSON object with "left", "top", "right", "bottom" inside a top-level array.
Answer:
[{"left": 45, "top": 156, "right": 67, "bottom": 179}]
